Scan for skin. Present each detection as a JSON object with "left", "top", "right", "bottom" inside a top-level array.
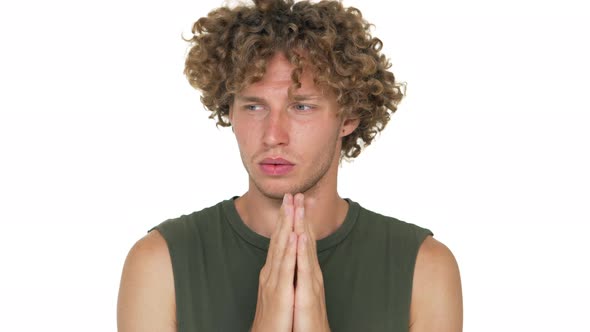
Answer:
[
  {"left": 251, "top": 193, "right": 331, "bottom": 332},
  {"left": 229, "top": 52, "right": 357, "bottom": 241},
  {"left": 117, "top": 52, "right": 463, "bottom": 332},
  {"left": 117, "top": 230, "right": 175, "bottom": 332}
]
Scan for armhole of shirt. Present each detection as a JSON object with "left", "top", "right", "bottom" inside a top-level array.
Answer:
[
  {"left": 410, "top": 224, "right": 434, "bottom": 277},
  {"left": 407, "top": 225, "right": 434, "bottom": 324},
  {"left": 149, "top": 220, "right": 187, "bottom": 331}
]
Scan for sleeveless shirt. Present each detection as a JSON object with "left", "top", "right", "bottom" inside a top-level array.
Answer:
[{"left": 152, "top": 197, "right": 432, "bottom": 332}]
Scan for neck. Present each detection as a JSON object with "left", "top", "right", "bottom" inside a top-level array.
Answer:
[{"left": 234, "top": 180, "right": 349, "bottom": 241}]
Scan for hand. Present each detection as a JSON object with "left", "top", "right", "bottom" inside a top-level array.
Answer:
[
  {"left": 292, "top": 194, "right": 331, "bottom": 332},
  {"left": 250, "top": 194, "right": 298, "bottom": 332}
]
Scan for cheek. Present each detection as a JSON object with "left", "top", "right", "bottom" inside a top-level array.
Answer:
[
  {"left": 312, "top": 117, "right": 341, "bottom": 135},
  {"left": 233, "top": 122, "right": 259, "bottom": 148},
  {"left": 294, "top": 120, "right": 341, "bottom": 145}
]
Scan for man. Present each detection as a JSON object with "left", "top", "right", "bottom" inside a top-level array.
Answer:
[{"left": 117, "top": 0, "right": 463, "bottom": 331}]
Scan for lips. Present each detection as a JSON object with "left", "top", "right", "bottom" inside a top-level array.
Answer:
[
  {"left": 261, "top": 158, "right": 293, "bottom": 165},
  {"left": 259, "top": 158, "right": 295, "bottom": 176}
]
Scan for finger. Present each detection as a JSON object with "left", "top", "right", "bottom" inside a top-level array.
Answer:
[
  {"left": 296, "top": 233, "right": 313, "bottom": 290},
  {"left": 278, "top": 231, "right": 297, "bottom": 287},
  {"left": 303, "top": 219, "right": 319, "bottom": 278},
  {"left": 301, "top": 200, "right": 315, "bottom": 249},
  {"left": 268, "top": 193, "right": 291, "bottom": 266},
  {"left": 294, "top": 193, "right": 305, "bottom": 236},
  {"left": 272, "top": 193, "right": 291, "bottom": 238},
  {"left": 265, "top": 194, "right": 288, "bottom": 266},
  {"left": 268, "top": 194, "right": 294, "bottom": 284},
  {"left": 293, "top": 193, "right": 320, "bottom": 277},
  {"left": 302, "top": 204, "right": 317, "bottom": 255},
  {"left": 298, "top": 205, "right": 322, "bottom": 282}
]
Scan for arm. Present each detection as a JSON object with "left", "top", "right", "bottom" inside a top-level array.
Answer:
[
  {"left": 410, "top": 236, "right": 463, "bottom": 332},
  {"left": 117, "top": 230, "right": 176, "bottom": 332}
]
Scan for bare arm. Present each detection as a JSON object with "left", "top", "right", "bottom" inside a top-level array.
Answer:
[
  {"left": 410, "top": 236, "right": 463, "bottom": 332},
  {"left": 117, "top": 230, "right": 176, "bottom": 332}
]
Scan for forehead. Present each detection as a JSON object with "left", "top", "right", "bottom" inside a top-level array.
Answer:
[
  {"left": 242, "top": 52, "right": 325, "bottom": 95},
  {"left": 261, "top": 53, "right": 294, "bottom": 83}
]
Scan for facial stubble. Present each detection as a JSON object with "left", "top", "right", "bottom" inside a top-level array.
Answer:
[{"left": 242, "top": 128, "right": 342, "bottom": 200}]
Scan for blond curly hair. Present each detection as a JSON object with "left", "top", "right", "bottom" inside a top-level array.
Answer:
[{"left": 184, "top": 0, "right": 404, "bottom": 159}]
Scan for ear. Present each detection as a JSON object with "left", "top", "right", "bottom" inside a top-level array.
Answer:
[{"left": 340, "top": 116, "right": 360, "bottom": 137}]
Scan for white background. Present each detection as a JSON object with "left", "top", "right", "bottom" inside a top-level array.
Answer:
[{"left": 1, "top": 0, "right": 589, "bottom": 331}]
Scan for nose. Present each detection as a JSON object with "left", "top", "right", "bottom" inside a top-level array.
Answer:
[{"left": 262, "top": 108, "right": 289, "bottom": 148}]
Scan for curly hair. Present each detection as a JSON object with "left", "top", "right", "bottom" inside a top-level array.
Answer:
[{"left": 184, "top": 0, "right": 404, "bottom": 159}]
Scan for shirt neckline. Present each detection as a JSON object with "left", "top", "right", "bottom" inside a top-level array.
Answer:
[{"left": 222, "top": 196, "right": 360, "bottom": 252}]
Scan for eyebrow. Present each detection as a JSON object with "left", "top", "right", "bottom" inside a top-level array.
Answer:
[
  {"left": 234, "top": 94, "right": 322, "bottom": 103},
  {"left": 234, "top": 95, "right": 266, "bottom": 103},
  {"left": 292, "top": 94, "right": 322, "bottom": 102}
]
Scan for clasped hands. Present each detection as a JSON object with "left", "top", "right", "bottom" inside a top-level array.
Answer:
[{"left": 251, "top": 193, "right": 331, "bottom": 332}]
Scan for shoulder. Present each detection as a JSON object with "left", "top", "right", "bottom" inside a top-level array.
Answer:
[
  {"left": 122, "top": 230, "right": 172, "bottom": 272},
  {"left": 356, "top": 203, "right": 433, "bottom": 242},
  {"left": 117, "top": 230, "right": 176, "bottom": 332},
  {"left": 130, "top": 228, "right": 170, "bottom": 255},
  {"left": 154, "top": 200, "right": 229, "bottom": 238},
  {"left": 410, "top": 236, "right": 463, "bottom": 332}
]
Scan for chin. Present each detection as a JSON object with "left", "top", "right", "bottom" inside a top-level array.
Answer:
[
  {"left": 254, "top": 182, "right": 294, "bottom": 200},
  {"left": 252, "top": 177, "right": 318, "bottom": 200},
  {"left": 260, "top": 191, "right": 287, "bottom": 200},
  {"left": 246, "top": 161, "right": 329, "bottom": 198}
]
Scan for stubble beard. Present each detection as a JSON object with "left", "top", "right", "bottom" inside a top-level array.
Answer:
[{"left": 243, "top": 137, "right": 340, "bottom": 200}]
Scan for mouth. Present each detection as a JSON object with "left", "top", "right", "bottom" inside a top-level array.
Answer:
[{"left": 259, "top": 158, "right": 295, "bottom": 176}]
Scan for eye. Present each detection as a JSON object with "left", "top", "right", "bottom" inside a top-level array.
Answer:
[
  {"left": 293, "top": 104, "right": 314, "bottom": 112},
  {"left": 244, "top": 104, "right": 264, "bottom": 112}
]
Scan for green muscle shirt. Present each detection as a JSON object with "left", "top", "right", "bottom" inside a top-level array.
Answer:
[{"left": 151, "top": 197, "right": 432, "bottom": 332}]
